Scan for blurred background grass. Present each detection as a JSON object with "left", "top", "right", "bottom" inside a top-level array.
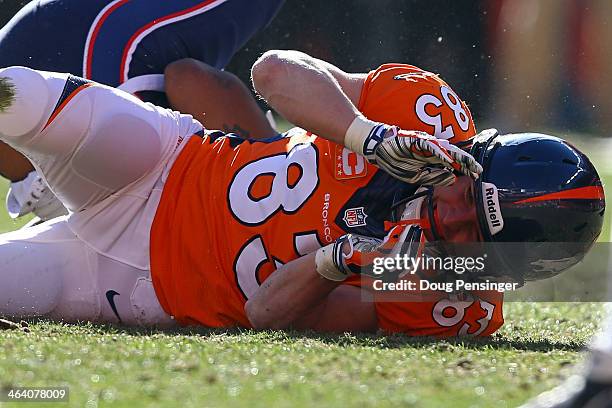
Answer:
[{"left": 0, "top": 178, "right": 30, "bottom": 232}]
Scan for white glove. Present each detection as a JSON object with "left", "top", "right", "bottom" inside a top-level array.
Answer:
[
  {"left": 315, "top": 225, "right": 408, "bottom": 281},
  {"left": 344, "top": 116, "right": 482, "bottom": 186},
  {"left": 6, "top": 170, "right": 68, "bottom": 221}
]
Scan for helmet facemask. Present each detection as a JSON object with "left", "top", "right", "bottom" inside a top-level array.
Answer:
[{"left": 388, "top": 185, "right": 492, "bottom": 285}]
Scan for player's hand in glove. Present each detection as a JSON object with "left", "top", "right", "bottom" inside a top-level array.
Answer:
[
  {"left": 314, "top": 225, "right": 409, "bottom": 281},
  {"left": 344, "top": 116, "right": 482, "bottom": 186}
]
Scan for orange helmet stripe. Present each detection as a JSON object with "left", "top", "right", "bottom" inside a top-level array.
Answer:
[{"left": 513, "top": 185, "right": 605, "bottom": 204}]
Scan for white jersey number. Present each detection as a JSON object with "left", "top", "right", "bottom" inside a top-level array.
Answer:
[
  {"left": 432, "top": 294, "right": 495, "bottom": 337},
  {"left": 235, "top": 232, "right": 322, "bottom": 299},
  {"left": 228, "top": 143, "right": 322, "bottom": 299},
  {"left": 228, "top": 143, "right": 318, "bottom": 225},
  {"left": 415, "top": 86, "right": 470, "bottom": 140}
]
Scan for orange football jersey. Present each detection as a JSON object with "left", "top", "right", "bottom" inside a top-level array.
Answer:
[
  {"left": 373, "top": 290, "right": 504, "bottom": 336},
  {"left": 150, "top": 64, "right": 503, "bottom": 336},
  {"left": 358, "top": 63, "right": 476, "bottom": 146},
  {"left": 151, "top": 129, "right": 392, "bottom": 327}
]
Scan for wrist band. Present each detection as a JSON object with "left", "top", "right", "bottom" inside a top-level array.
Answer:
[
  {"left": 315, "top": 242, "right": 350, "bottom": 282},
  {"left": 344, "top": 115, "right": 379, "bottom": 154}
]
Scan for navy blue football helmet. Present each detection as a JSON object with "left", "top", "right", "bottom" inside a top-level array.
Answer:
[{"left": 470, "top": 129, "right": 605, "bottom": 284}]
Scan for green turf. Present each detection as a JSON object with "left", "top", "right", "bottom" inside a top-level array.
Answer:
[
  {"left": 0, "top": 304, "right": 605, "bottom": 408},
  {"left": 0, "top": 134, "right": 610, "bottom": 407}
]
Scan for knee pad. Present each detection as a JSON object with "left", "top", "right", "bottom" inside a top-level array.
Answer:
[
  {"left": 71, "top": 113, "right": 162, "bottom": 191},
  {"left": 0, "top": 67, "right": 52, "bottom": 139}
]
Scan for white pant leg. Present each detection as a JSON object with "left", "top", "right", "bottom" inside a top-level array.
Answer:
[
  {"left": 0, "top": 66, "right": 201, "bottom": 270},
  {"left": 0, "top": 217, "right": 176, "bottom": 327},
  {"left": 0, "top": 66, "right": 176, "bottom": 212}
]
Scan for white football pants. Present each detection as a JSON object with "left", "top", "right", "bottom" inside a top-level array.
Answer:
[
  {"left": 0, "top": 217, "right": 173, "bottom": 326},
  {"left": 0, "top": 66, "right": 200, "bottom": 326}
]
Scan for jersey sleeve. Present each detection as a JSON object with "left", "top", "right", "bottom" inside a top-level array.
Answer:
[
  {"left": 357, "top": 63, "right": 477, "bottom": 146},
  {"left": 374, "top": 291, "right": 504, "bottom": 337}
]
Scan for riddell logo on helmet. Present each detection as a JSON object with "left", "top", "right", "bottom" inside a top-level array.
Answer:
[{"left": 482, "top": 182, "right": 504, "bottom": 235}]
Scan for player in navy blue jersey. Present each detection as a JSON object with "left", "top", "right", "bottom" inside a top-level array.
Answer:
[
  {"left": 0, "top": 0, "right": 283, "bottom": 221},
  {"left": 0, "top": 0, "right": 283, "bottom": 95}
]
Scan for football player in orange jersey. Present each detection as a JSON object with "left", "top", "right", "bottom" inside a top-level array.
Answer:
[
  {"left": 160, "top": 51, "right": 601, "bottom": 335},
  {"left": 155, "top": 51, "right": 503, "bottom": 335},
  {"left": 0, "top": 51, "right": 603, "bottom": 336}
]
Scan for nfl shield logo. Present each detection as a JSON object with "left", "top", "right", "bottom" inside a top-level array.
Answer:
[{"left": 343, "top": 207, "right": 368, "bottom": 227}]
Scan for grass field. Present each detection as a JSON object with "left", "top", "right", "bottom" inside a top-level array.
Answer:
[{"left": 0, "top": 134, "right": 610, "bottom": 407}]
